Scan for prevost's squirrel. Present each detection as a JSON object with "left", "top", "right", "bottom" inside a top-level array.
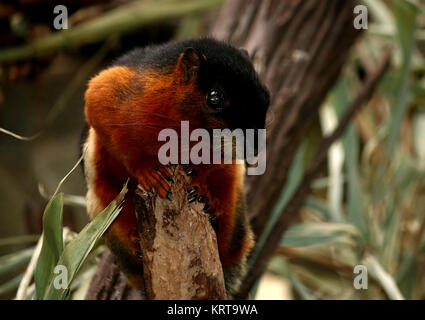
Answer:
[{"left": 81, "top": 37, "right": 270, "bottom": 297}]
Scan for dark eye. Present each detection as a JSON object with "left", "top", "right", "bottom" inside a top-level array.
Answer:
[{"left": 206, "top": 89, "right": 224, "bottom": 109}]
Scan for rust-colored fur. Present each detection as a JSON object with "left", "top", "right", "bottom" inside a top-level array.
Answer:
[{"left": 83, "top": 53, "right": 255, "bottom": 295}]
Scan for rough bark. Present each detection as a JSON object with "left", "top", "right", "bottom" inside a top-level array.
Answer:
[
  {"left": 134, "top": 167, "right": 227, "bottom": 300},
  {"left": 210, "top": 0, "right": 365, "bottom": 298},
  {"left": 85, "top": 249, "right": 143, "bottom": 300},
  {"left": 235, "top": 48, "right": 392, "bottom": 298},
  {"left": 86, "top": 167, "right": 227, "bottom": 300},
  {"left": 212, "top": 0, "right": 362, "bottom": 238}
]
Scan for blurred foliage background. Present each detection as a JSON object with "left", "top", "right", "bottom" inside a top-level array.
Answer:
[{"left": 0, "top": 0, "right": 424, "bottom": 300}]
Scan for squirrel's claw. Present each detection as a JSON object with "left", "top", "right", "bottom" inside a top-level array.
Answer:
[{"left": 137, "top": 166, "right": 172, "bottom": 199}]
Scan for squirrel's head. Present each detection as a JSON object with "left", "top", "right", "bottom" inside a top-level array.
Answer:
[
  {"left": 176, "top": 39, "right": 270, "bottom": 133},
  {"left": 85, "top": 38, "right": 270, "bottom": 159},
  {"left": 113, "top": 38, "right": 270, "bottom": 133}
]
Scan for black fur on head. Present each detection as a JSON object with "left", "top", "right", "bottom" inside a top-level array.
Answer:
[{"left": 114, "top": 37, "right": 270, "bottom": 132}]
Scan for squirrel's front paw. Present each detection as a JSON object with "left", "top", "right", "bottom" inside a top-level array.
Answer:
[
  {"left": 187, "top": 186, "right": 215, "bottom": 213},
  {"left": 185, "top": 166, "right": 216, "bottom": 218},
  {"left": 136, "top": 166, "right": 173, "bottom": 200}
]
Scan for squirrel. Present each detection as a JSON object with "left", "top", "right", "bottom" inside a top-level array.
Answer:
[{"left": 81, "top": 37, "right": 270, "bottom": 297}]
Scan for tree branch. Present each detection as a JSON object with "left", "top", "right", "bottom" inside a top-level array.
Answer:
[
  {"left": 0, "top": 0, "right": 224, "bottom": 63},
  {"left": 134, "top": 166, "right": 227, "bottom": 300},
  {"left": 85, "top": 249, "right": 143, "bottom": 300},
  {"left": 213, "top": 0, "right": 363, "bottom": 239}
]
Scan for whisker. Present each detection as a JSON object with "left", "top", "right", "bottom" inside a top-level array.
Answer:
[{"left": 265, "top": 110, "right": 275, "bottom": 128}]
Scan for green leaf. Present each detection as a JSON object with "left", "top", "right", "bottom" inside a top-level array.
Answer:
[
  {"left": 304, "top": 196, "right": 334, "bottom": 221},
  {"left": 0, "top": 234, "right": 39, "bottom": 247},
  {"left": 364, "top": 0, "right": 394, "bottom": 26},
  {"left": 0, "top": 274, "right": 23, "bottom": 296},
  {"left": 281, "top": 222, "right": 361, "bottom": 248},
  {"left": 319, "top": 104, "right": 344, "bottom": 222},
  {"left": 331, "top": 74, "right": 369, "bottom": 239},
  {"left": 34, "top": 193, "right": 64, "bottom": 300},
  {"left": 413, "top": 111, "right": 425, "bottom": 166},
  {"left": 34, "top": 151, "right": 86, "bottom": 299},
  {"left": 0, "top": 247, "right": 34, "bottom": 276},
  {"left": 44, "top": 183, "right": 127, "bottom": 300},
  {"left": 396, "top": 251, "right": 418, "bottom": 299},
  {"left": 268, "top": 256, "right": 317, "bottom": 300},
  {"left": 386, "top": 0, "right": 417, "bottom": 153},
  {"left": 247, "top": 140, "right": 308, "bottom": 271},
  {"left": 364, "top": 255, "right": 404, "bottom": 300}
]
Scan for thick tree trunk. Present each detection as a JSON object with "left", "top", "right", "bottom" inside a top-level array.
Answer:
[
  {"left": 212, "top": 0, "right": 361, "bottom": 237},
  {"left": 86, "top": 0, "right": 363, "bottom": 299},
  {"left": 211, "top": 0, "right": 363, "bottom": 298}
]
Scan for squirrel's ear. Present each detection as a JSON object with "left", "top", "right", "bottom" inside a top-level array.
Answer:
[{"left": 179, "top": 47, "right": 201, "bottom": 82}]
